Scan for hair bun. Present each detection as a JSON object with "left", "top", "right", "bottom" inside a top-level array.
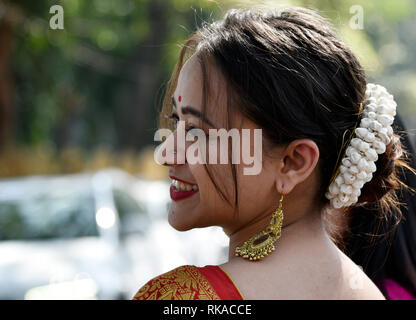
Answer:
[
  {"left": 357, "top": 133, "right": 403, "bottom": 204},
  {"left": 325, "top": 84, "right": 398, "bottom": 209}
]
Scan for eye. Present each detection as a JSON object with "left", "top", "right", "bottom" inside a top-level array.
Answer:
[
  {"left": 166, "top": 114, "right": 202, "bottom": 135},
  {"left": 167, "top": 113, "right": 179, "bottom": 128},
  {"left": 186, "top": 124, "right": 196, "bottom": 132}
]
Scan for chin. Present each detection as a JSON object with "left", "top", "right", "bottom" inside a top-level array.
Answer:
[
  {"left": 167, "top": 205, "right": 212, "bottom": 231},
  {"left": 167, "top": 207, "right": 197, "bottom": 231}
]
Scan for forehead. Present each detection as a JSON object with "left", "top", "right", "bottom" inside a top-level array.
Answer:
[
  {"left": 175, "top": 54, "right": 226, "bottom": 112},
  {"left": 178, "top": 54, "right": 202, "bottom": 88},
  {"left": 173, "top": 54, "right": 255, "bottom": 130},
  {"left": 175, "top": 55, "right": 203, "bottom": 107}
]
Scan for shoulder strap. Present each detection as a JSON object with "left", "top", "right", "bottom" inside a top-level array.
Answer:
[{"left": 199, "top": 265, "right": 244, "bottom": 300}]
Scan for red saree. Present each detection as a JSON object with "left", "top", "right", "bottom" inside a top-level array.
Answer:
[{"left": 132, "top": 265, "right": 244, "bottom": 300}]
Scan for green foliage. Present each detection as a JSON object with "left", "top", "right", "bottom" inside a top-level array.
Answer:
[{"left": 5, "top": 0, "right": 416, "bottom": 177}]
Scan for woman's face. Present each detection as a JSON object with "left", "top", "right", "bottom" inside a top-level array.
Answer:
[{"left": 158, "top": 54, "right": 282, "bottom": 234}]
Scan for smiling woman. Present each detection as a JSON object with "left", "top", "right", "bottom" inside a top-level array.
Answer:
[{"left": 133, "top": 7, "right": 415, "bottom": 300}]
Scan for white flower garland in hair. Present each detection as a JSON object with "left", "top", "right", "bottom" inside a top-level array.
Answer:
[{"left": 325, "top": 83, "right": 397, "bottom": 209}]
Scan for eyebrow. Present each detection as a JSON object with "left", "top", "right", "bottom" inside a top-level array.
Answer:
[{"left": 171, "top": 96, "right": 215, "bottom": 127}]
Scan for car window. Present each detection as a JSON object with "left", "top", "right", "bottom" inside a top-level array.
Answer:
[
  {"left": 113, "top": 189, "right": 147, "bottom": 234},
  {"left": 0, "top": 191, "right": 98, "bottom": 240},
  {"left": 113, "top": 189, "right": 145, "bottom": 218}
]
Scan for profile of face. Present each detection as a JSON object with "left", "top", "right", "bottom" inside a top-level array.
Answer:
[{"left": 156, "top": 54, "right": 321, "bottom": 236}]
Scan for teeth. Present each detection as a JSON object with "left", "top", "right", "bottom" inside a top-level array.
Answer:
[{"left": 171, "top": 179, "right": 198, "bottom": 192}]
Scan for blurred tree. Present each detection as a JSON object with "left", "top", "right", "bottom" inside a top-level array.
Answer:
[
  {"left": 0, "top": 1, "right": 21, "bottom": 149},
  {"left": 0, "top": 0, "right": 415, "bottom": 177},
  {"left": 120, "top": 0, "right": 170, "bottom": 149},
  {"left": 6, "top": 0, "right": 222, "bottom": 152}
]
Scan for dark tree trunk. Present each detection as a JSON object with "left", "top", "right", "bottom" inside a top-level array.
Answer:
[
  {"left": 0, "top": 15, "right": 14, "bottom": 149},
  {"left": 120, "top": 0, "right": 170, "bottom": 150}
]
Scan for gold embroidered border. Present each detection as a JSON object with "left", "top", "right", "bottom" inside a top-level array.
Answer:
[{"left": 133, "top": 265, "right": 221, "bottom": 300}]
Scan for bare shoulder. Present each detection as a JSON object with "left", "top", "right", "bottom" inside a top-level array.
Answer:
[
  {"left": 220, "top": 247, "right": 386, "bottom": 300},
  {"left": 337, "top": 251, "right": 386, "bottom": 300}
]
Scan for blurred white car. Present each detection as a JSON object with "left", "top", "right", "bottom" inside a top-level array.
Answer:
[
  {"left": 0, "top": 168, "right": 229, "bottom": 300},
  {"left": 0, "top": 168, "right": 160, "bottom": 299}
]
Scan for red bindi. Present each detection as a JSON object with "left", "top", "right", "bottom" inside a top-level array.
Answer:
[{"left": 178, "top": 95, "right": 182, "bottom": 102}]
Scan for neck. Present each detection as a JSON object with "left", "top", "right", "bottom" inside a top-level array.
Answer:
[{"left": 226, "top": 208, "right": 326, "bottom": 262}]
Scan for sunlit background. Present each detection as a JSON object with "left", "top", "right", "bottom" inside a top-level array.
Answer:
[{"left": 0, "top": 0, "right": 415, "bottom": 299}]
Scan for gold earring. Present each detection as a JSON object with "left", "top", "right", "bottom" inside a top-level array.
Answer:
[{"left": 235, "top": 194, "right": 284, "bottom": 261}]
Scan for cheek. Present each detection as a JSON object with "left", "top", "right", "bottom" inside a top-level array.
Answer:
[
  {"left": 239, "top": 176, "right": 271, "bottom": 201},
  {"left": 191, "top": 163, "right": 236, "bottom": 222},
  {"left": 197, "top": 163, "right": 235, "bottom": 199},
  {"left": 235, "top": 164, "right": 277, "bottom": 218}
]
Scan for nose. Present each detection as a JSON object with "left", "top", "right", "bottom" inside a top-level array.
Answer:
[{"left": 154, "top": 129, "right": 186, "bottom": 167}]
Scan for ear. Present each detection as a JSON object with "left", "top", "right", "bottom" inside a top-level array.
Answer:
[{"left": 276, "top": 139, "right": 320, "bottom": 194}]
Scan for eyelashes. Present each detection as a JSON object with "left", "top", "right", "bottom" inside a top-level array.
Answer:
[
  {"left": 167, "top": 113, "right": 179, "bottom": 124},
  {"left": 167, "top": 113, "right": 196, "bottom": 132}
]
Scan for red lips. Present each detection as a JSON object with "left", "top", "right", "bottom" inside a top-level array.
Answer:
[
  {"left": 169, "top": 175, "right": 199, "bottom": 201},
  {"left": 170, "top": 185, "right": 198, "bottom": 201},
  {"left": 169, "top": 175, "right": 195, "bottom": 185}
]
